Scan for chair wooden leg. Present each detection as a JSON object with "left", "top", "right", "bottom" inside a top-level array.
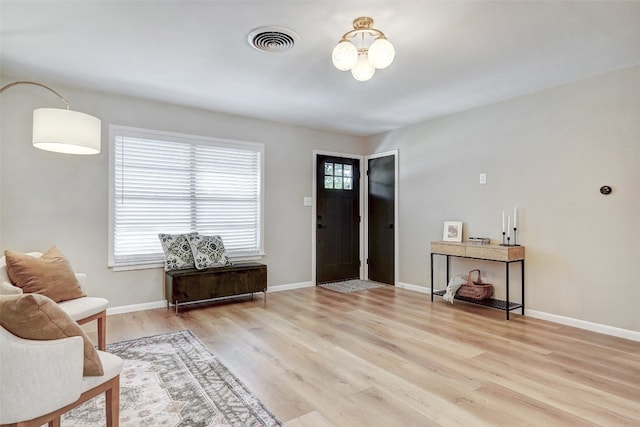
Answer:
[
  {"left": 78, "top": 310, "right": 107, "bottom": 350},
  {"left": 97, "top": 312, "right": 106, "bottom": 351},
  {"left": 105, "top": 375, "right": 120, "bottom": 427}
]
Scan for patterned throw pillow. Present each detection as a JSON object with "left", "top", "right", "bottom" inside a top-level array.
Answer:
[
  {"left": 187, "top": 234, "right": 232, "bottom": 270},
  {"left": 158, "top": 232, "right": 198, "bottom": 271}
]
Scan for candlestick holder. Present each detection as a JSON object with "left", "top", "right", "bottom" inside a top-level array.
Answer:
[{"left": 501, "top": 228, "right": 520, "bottom": 246}]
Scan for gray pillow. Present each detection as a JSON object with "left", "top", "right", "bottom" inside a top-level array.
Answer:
[
  {"left": 187, "top": 234, "right": 232, "bottom": 270},
  {"left": 158, "top": 232, "right": 198, "bottom": 271}
]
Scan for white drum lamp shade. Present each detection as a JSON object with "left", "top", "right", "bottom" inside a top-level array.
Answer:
[
  {"left": 33, "top": 108, "right": 101, "bottom": 155},
  {"left": 0, "top": 81, "right": 102, "bottom": 155}
]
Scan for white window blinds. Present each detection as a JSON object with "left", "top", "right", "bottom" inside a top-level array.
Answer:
[{"left": 109, "top": 126, "right": 264, "bottom": 268}]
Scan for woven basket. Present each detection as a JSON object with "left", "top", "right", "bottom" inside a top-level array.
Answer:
[{"left": 456, "top": 269, "right": 494, "bottom": 300}]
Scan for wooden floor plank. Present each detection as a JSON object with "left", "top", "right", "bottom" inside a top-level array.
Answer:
[
  {"left": 94, "top": 286, "right": 640, "bottom": 426},
  {"left": 284, "top": 410, "right": 337, "bottom": 427}
]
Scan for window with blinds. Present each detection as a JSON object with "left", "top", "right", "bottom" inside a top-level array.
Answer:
[{"left": 109, "top": 126, "right": 264, "bottom": 269}]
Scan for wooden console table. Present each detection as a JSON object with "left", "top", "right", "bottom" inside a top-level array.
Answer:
[{"left": 430, "top": 242, "right": 525, "bottom": 319}]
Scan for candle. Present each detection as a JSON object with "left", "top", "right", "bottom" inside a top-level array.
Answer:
[
  {"left": 507, "top": 216, "right": 511, "bottom": 238},
  {"left": 502, "top": 211, "right": 505, "bottom": 233},
  {"left": 514, "top": 207, "right": 517, "bottom": 228}
]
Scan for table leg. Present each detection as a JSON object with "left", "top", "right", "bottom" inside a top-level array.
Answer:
[
  {"left": 446, "top": 255, "right": 450, "bottom": 288},
  {"left": 430, "top": 253, "right": 434, "bottom": 301},
  {"left": 521, "top": 260, "right": 525, "bottom": 315},
  {"left": 505, "top": 262, "right": 510, "bottom": 320}
]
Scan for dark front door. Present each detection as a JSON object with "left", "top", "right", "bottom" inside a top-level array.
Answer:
[
  {"left": 316, "top": 155, "right": 360, "bottom": 284},
  {"left": 367, "top": 155, "right": 395, "bottom": 285}
]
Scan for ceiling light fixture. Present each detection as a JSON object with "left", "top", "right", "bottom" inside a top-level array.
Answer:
[
  {"left": 331, "top": 16, "right": 395, "bottom": 82},
  {"left": 0, "top": 81, "right": 101, "bottom": 155}
]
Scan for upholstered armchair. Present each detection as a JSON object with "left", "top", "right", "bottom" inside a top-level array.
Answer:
[
  {"left": 0, "top": 326, "right": 122, "bottom": 427},
  {"left": 0, "top": 251, "right": 109, "bottom": 350}
]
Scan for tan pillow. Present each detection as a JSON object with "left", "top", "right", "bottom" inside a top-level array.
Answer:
[
  {"left": 0, "top": 293, "right": 104, "bottom": 376},
  {"left": 4, "top": 246, "right": 86, "bottom": 303}
]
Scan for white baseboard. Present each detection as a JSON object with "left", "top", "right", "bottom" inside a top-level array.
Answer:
[
  {"left": 107, "top": 300, "right": 167, "bottom": 315},
  {"left": 268, "top": 281, "right": 314, "bottom": 292},
  {"left": 397, "top": 281, "right": 640, "bottom": 342},
  {"left": 397, "top": 281, "right": 430, "bottom": 294},
  {"left": 525, "top": 309, "right": 640, "bottom": 342}
]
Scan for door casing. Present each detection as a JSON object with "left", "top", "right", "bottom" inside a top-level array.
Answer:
[{"left": 311, "top": 149, "right": 398, "bottom": 286}]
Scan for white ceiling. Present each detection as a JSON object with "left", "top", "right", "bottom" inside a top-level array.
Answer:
[{"left": 2, "top": 1, "right": 640, "bottom": 137}]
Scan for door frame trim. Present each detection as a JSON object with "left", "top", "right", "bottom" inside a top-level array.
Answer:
[
  {"left": 312, "top": 150, "right": 365, "bottom": 285},
  {"left": 364, "top": 150, "right": 399, "bottom": 285}
]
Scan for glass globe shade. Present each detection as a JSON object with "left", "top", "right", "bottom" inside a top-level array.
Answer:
[
  {"left": 351, "top": 53, "right": 375, "bottom": 82},
  {"left": 332, "top": 41, "right": 358, "bottom": 71},
  {"left": 368, "top": 37, "right": 395, "bottom": 69}
]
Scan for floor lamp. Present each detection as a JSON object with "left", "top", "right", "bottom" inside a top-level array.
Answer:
[{"left": 0, "top": 81, "right": 101, "bottom": 155}]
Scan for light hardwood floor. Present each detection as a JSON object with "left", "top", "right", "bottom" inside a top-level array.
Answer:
[{"left": 95, "top": 286, "right": 640, "bottom": 426}]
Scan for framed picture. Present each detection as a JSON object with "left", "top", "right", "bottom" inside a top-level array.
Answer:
[{"left": 443, "top": 221, "right": 463, "bottom": 242}]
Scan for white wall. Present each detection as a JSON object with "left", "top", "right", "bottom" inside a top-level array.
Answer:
[
  {"left": 3, "top": 66, "right": 639, "bottom": 333},
  {"left": 0, "top": 82, "right": 364, "bottom": 307},
  {"left": 366, "top": 65, "right": 640, "bottom": 332}
]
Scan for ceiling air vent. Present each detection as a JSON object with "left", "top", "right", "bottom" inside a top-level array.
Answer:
[{"left": 247, "top": 26, "right": 299, "bottom": 53}]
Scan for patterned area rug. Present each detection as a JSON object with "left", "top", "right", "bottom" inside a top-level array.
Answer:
[
  {"left": 319, "top": 279, "right": 388, "bottom": 293},
  {"left": 63, "top": 330, "right": 281, "bottom": 427}
]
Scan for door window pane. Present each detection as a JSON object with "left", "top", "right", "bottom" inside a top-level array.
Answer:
[
  {"left": 323, "top": 161, "right": 352, "bottom": 191},
  {"left": 324, "top": 162, "right": 334, "bottom": 175},
  {"left": 324, "top": 176, "right": 334, "bottom": 189}
]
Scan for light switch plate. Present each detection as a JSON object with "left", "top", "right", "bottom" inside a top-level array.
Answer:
[
  {"left": 479, "top": 173, "right": 487, "bottom": 184},
  {"left": 303, "top": 196, "right": 312, "bottom": 206}
]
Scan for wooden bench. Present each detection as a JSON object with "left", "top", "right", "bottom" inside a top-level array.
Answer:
[{"left": 164, "top": 262, "right": 267, "bottom": 314}]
